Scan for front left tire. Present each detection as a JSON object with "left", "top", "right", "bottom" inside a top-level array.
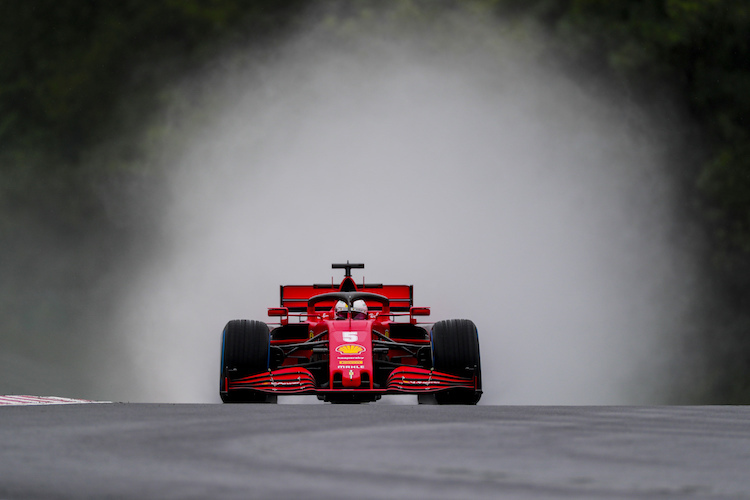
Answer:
[{"left": 427, "top": 319, "right": 482, "bottom": 405}]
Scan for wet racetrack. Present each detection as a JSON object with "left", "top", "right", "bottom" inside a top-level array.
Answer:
[{"left": 1, "top": 404, "right": 749, "bottom": 499}]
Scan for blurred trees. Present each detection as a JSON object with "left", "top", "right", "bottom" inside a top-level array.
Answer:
[
  {"left": 489, "top": 0, "right": 750, "bottom": 402},
  {"left": 0, "top": 0, "right": 305, "bottom": 395},
  {"left": 1, "top": 0, "right": 304, "bottom": 217},
  {"left": 1, "top": 0, "right": 748, "bottom": 400}
]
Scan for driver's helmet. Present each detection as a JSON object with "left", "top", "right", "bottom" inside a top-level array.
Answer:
[
  {"left": 351, "top": 299, "right": 368, "bottom": 320},
  {"left": 334, "top": 300, "right": 349, "bottom": 319}
]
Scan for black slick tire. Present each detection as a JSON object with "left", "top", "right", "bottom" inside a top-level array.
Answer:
[
  {"left": 427, "top": 319, "right": 482, "bottom": 405},
  {"left": 220, "top": 319, "right": 276, "bottom": 403}
]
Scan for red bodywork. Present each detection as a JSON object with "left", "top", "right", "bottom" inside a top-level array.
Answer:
[{"left": 222, "top": 269, "right": 480, "bottom": 403}]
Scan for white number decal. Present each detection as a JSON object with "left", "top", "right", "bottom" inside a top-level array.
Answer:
[{"left": 342, "top": 331, "right": 358, "bottom": 342}]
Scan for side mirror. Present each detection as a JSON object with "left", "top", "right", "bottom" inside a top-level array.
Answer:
[
  {"left": 268, "top": 307, "right": 288, "bottom": 317},
  {"left": 268, "top": 307, "right": 289, "bottom": 325},
  {"left": 410, "top": 307, "right": 430, "bottom": 316}
]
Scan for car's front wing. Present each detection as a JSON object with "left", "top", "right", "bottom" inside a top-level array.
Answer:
[{"left": 223, "top": 366, "right": 478, "bottom": 395}]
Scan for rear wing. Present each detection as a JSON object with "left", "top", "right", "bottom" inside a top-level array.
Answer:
[{"left": 281, "top": 284, "right": 413, "bottom": 312}]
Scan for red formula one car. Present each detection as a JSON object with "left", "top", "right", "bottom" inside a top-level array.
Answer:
[{"left": 220, "top": 262, "right": 481, "bottom": 404}]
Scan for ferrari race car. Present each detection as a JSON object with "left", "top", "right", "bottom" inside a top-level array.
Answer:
[{"left": 220, "top": 262, "right": 481, "bottom": 404}]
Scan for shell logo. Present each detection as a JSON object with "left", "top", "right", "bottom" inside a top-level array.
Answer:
[{"left": 336, "top": 344, "right": 366, "bottom": 355}]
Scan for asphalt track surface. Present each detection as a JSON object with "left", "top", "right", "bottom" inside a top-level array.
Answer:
[{"left": 1, "top": 404, "right": 749, "bottom": 499}]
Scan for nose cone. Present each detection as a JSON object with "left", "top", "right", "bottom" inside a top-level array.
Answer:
[{"left": 342, "top": 368, "right": 362, "bottom": 388}]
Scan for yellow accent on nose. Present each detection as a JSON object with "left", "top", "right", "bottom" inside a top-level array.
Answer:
[{"left": 337, "top": 344, "right": 364, "bottom": 354}]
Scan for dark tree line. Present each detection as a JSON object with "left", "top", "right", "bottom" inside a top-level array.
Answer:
[{"left": 513, "top": 0, "right": 750, "bottom": 402}]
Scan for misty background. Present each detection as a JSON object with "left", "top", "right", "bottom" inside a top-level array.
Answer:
[{"left": 2, "top": 1, "right": 748, "bottom": 404}]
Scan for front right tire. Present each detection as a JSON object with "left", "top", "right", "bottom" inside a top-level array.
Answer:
[{"left": 220, "top": 319, "right": 276, "bottom": 403}]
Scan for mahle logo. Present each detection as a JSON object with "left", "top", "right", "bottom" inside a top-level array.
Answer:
[{"left": 336, "top": 344, "right": 366, "bottom": 355}]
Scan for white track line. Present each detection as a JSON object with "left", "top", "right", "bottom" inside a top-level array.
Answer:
[{"left": 0, "top": 395, "right": 109, "bottom": 406}]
